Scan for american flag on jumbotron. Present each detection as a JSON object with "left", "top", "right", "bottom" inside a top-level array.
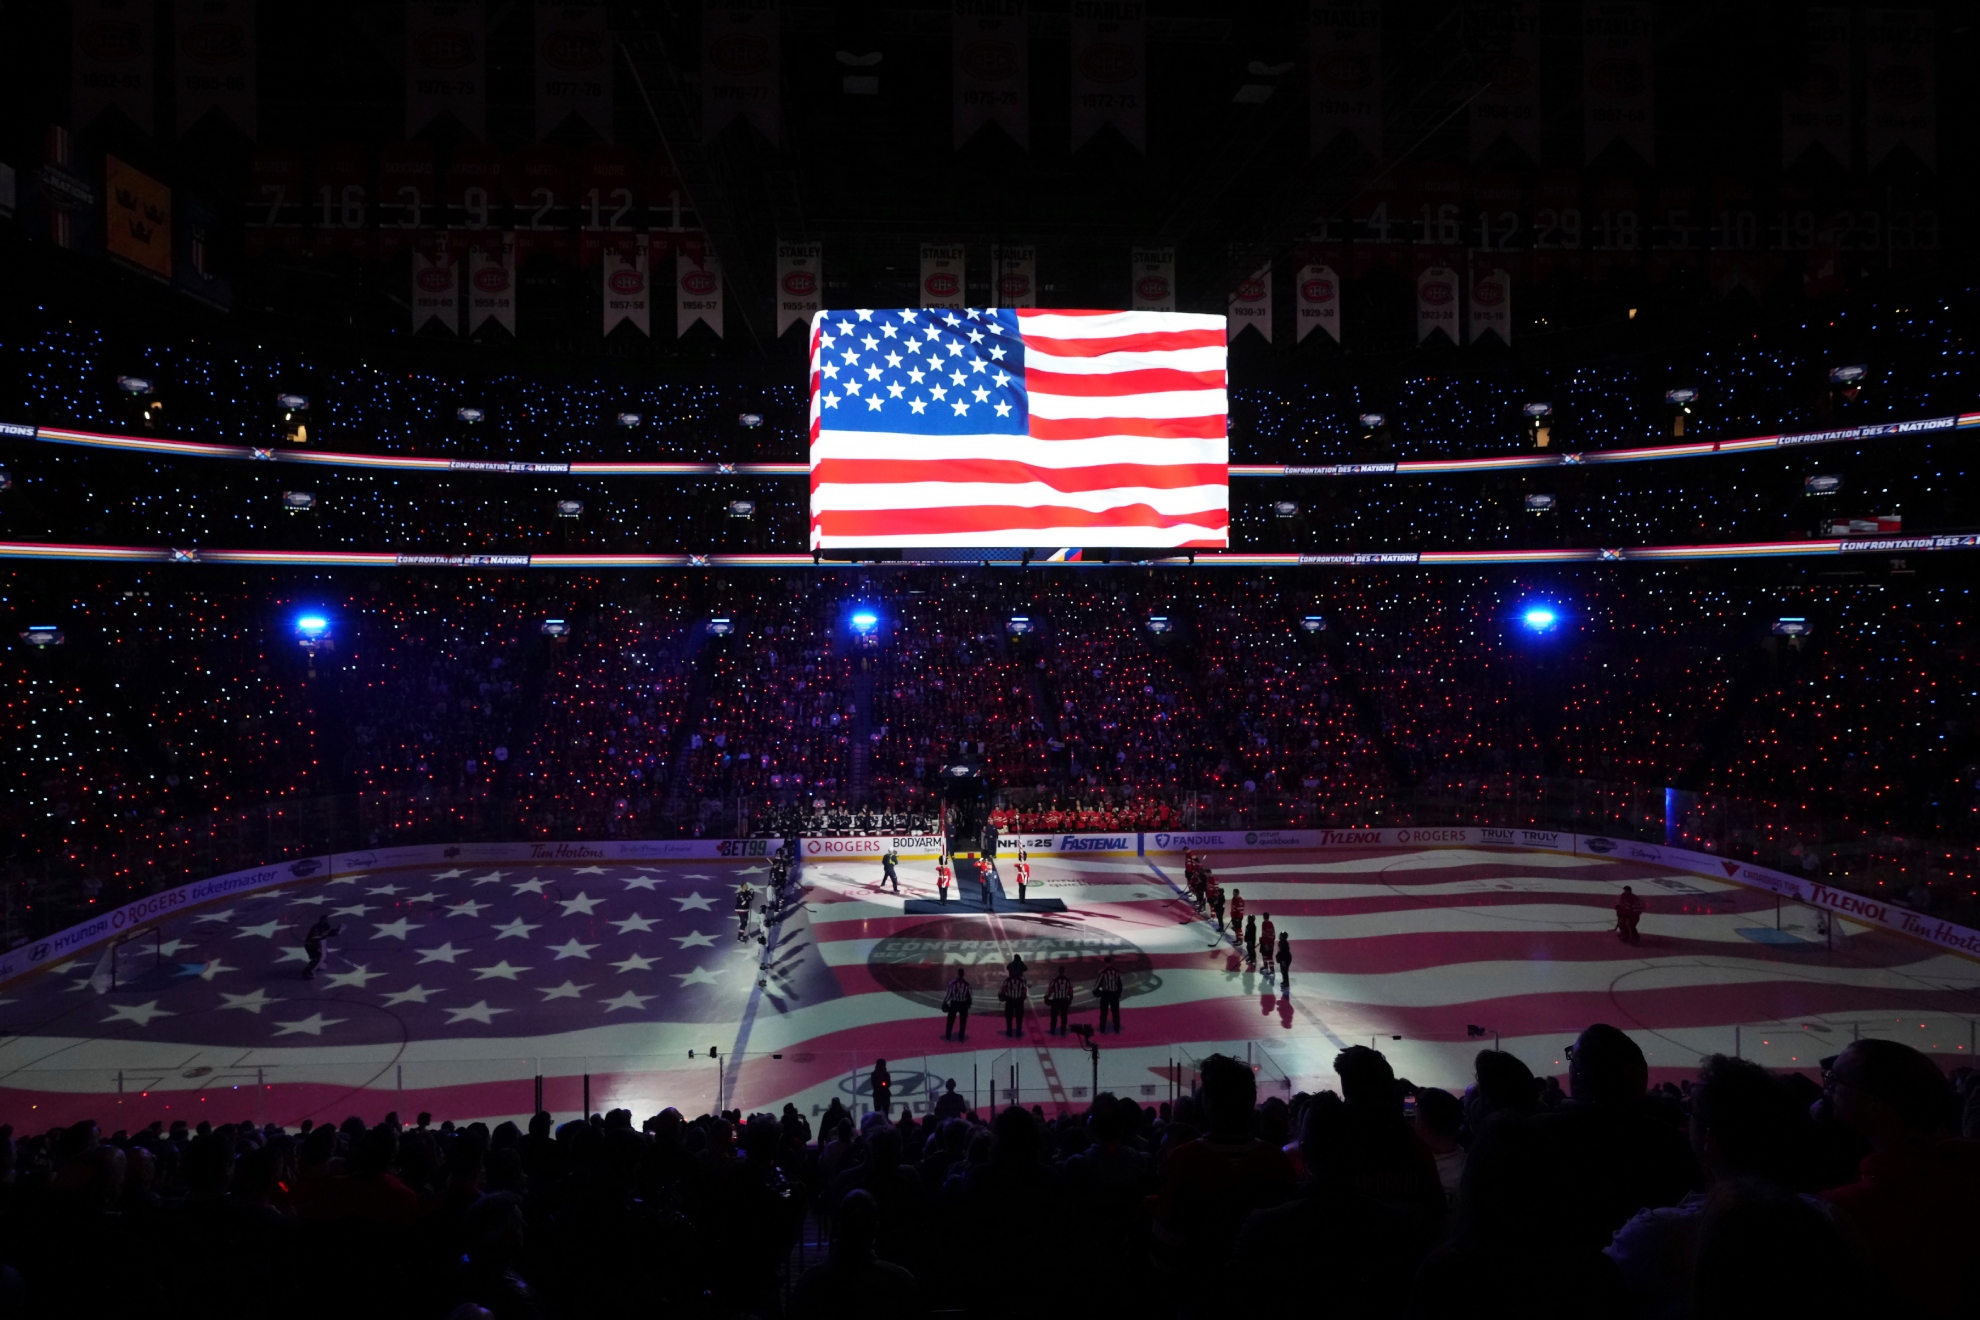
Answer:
[{"left": 807, "top": 308, "right": 1229, "bottom": 548}]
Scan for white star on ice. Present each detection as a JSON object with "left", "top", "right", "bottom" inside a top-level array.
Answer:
[
  {"left": 416, "top": 942, "right": 468, "bottom": 964},
  {"left": 994, "top": 401, "right": 1013, "bottom": 417},
  {"left": 372, "top": 918, "right": 423, "bottom": 940},
  {"left": 612, "top": 912, "right": 657, "bottom": 934},
  {"left": 620, "top": 875, "right": 662, "bottom": 891},
  {"left": 272, "top": 1012, "right": 345, "bottom": 1037},
  {"left": 446, "top": 900, "right": 489, "bottom": 918},
  {"left": 468, "top": 871, "right": 507, "bottom": 886},
  {"left": 674, "top": 966, "right": 722, "bottom": 987},
  {"left": 672, "top": 930, "right": 718, "bottom": 949},
  {"left": 558, "top": 892, "right": 602, "bottom": 916},
  {"left": 158, "top": 939, "right": 193, "bottom": 958},
  {"left": 234, "top": 919, "right": 285, "bottom": 939},
  {"left": 381, "top": 984, "right": 443, "bottom": 1006},
  {"left": 287, "top": 893, "right": 330, "bottom": 906},
  {"left": 103, "top": 1000, "right": 173, "bottom": 1027},
  {"left": 434, "top": 868, "right": 467, "bottom": 879},
  {"left": 194, "top": 908, "right": 236, "bottom": 924},
  {"left": 493, "top": 918, "right": 541, "bottom": 940},
  {"left": 573, "top": 865, "right": 609, "bottom": 875},
  {"left": 472, "top": 960, "right": 531, "bottom": 981},
  {"left": 366, "top": 883, "right": 403, "bottom": 896},
  {"left": 866, "top": 396, "right": 884, "bottom": 411},
  {"left": 218, "top": 988, "right": 280, "bottom": 1014},
  {"left": 275, "top": 946, "right": 310, "bottom": 964},
  {"left": 600, "top": 990, "right": 654, "bottom": 1013},
  {"left": 330, "top": 904, "right": 374, "bottom": 918},
  {"left": 537, "top": 980, "right": 592, "bottom": 1001},
  {"left": 444, "top": 1000, "right": 509, "bottom": 1026},
  {"left": 511, "top": 877, "right": 548, "bottom": 895},
  {"left": 673, "top": 892, "right": 716, "bottom": 912},
  {"left": 547, "top": 937, "right": 598, "bottom": 961},
  {"left": 611, "top": 952, "right": 659, "bottom": 974},
  {"left": 322, "top": 964, "right": 388, "bottom": 990},
  {"left": 908, "top": 398, "right": 928, "bottom": 414},
  {"left": 180, "top": 958, "right": 237, "bottom": 982},
  {"left": 401, "top": 891, "right": 442, "bottom": 905}
]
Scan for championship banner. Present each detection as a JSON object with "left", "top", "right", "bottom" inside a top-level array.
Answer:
[
  {"left": 1467, "top": 0, "right": 1538, "bottom": 162},
  {"left": 412, "top": 242, "right": 461, "bottom": 333},
  {"left": 953, "top": 1, "right": 1029, "bottom": 150},
  {"left": 1469, "top": 264, "right": 1511, "bottom": 344},
  {"left": 774, "top": 239, "right": 822, "bottom": 336},
  {"left": 311, "top": 143, "right": 371, "bottom": 259},
  {"left": 1070, "top": 1, "right": 1145, "bottom": 153},
  {"left": 174, "top": 192, "right": 232, "bottom": 309},
  {"left": 1309, "top": 1, "right": 1381, "bottom": 157},
  {"left": 467, "top": 231, "right": 517, "bottom": 335},
  {"left": 991, "top": 243, "right": 1037, "bottom": 308},
  {"left": 1583, "top": 1, "right": 1653, "bottom": 164},
  {"left": 1229, "top": 255, "right": 1272, "bottom": 343},
  {"left": 1416, "top": 262, "right": 1459, "bottom": 344},
  {"left": 601, "top": 240, "right": 648, "bottom": 335},
  {"left": 1781, "top": 7, "right": 1850, "bottom": 168},
  {"left": 702, "top": 0, "right": 779, "bottom": 144},
  {"left": 74, "top": 0, "right": 155, "bottom": 135},
  {"left": 536, "top": 4, "right": 613, "bottom": 141},
  {"left": 920, "top": 242, "right": 966, "bottom": 309},
  {"left": 407, "top": 2, "right": 487, "bottom": 139},
  {"left": 106, "top": 155, "right": 170, "bottom": 278},
  {"left": 1294, "top": 257, "right": 1340, "bottom": 343},
  {"left": 175, "top": 0, "right": 255, "bottom": 138},
  {"left": 376, "top": 141, "right": 435, "bottom": 261},
  {"left": 1129, "top": 245, "right": 1175, "bottom": 311},
  {"left": 1866, "top": 9, "right": 1935, "bottom": 171},
  {"left": 513, "top": 144, "right": 573, "bottom": 262},
  {"left": 677, "top": 237, "right": 724, "bottom": 337}
]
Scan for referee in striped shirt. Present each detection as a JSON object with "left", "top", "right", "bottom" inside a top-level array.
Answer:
[
  {"left": 999, "top": 968, "right": 1029, "bottom": 1036},
  {"left": 1095, "top": 955, "right": 1124, "bottom": 1032}
]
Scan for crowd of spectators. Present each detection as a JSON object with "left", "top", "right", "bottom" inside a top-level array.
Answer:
[
  {"left": 1, "top": 1030, "right": 1974, "bottom": 1318},
  {"left": 3, "top": 566, "right": 1976, "bottom": 944}
]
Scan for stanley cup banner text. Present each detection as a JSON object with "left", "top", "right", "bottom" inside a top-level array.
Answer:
[
  {"left": 921, "top": 243, "right": 966, "bottom": 309},
  {"left": 74, "top": 0, "right": 155, "bottom": 135},
  {"left": 808, "top": 309, "right": 1229, "bottom": 548},
  {"left": 954, "top": 1, "right": 1028, "bottom": 149},
  {"left": 408, "top": 2, "right": 486, "bottom": 138},
  {"left": 176, "top": 0, "right": 256, "bottom": 138},
  {"left": 703, "top": 0, "right": 779, "bottom": 143},
  {"left": 1309, "top": 2, "right": 1381, "bottom": 157},
  {"left": 537, "top": 4, "right": 613, "bottom": 140},
  {"left": 1229, "top": 257, "right": 1271, "bottom": 343},
  {"left": 1583, "top": 1, "right": 1653, "bottom": 164},
  {"left": 992, "top": 244, "right": 1037, "bottom": 308},
  {"left": 678, "top": 237, "right": 724, "bottom": 337},
  {"left": 1070, "top": 1, "right": 1144, "bottom": 152},
  {"left": 1866, "top": 9, "right": 1934, "bottom": 171},
  {"left": 775, "top": 240, "right": 822, "bottom": 336},
  {"left": 1130, "top": 246, "right": 1175, "bottom": 312},
  {"left": 1467, "top": 0, "right": 1538, "bottom": 162},
  {"left": 1295, "top": 257, "right": 1340, "bottom": 343},
  {"left": 1782, "top": 7, "right": 1850, "bottom": 168}
]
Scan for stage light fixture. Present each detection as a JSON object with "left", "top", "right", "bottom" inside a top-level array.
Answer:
[{"left": 1520, "top": 607, "right": 1558, "bottom": 632}]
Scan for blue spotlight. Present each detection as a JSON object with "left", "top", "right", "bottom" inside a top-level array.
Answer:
[
  {"left": 1520, "top": 606, "right": 1558, "bottom": 632},
  {"left": 294, "top": 614, "right": 330, "bottom": 639},
  {"left": 850, "top": 610, "right": 879, "bottom": 634}
]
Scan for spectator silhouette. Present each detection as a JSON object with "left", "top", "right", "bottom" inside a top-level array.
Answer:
[{"left": 790, "top": 1189, "right": 917, "bottom": 1319}]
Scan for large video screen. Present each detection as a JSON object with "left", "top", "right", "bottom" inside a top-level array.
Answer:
[{"left": 807, "top": 308, "right": 1228, "bottom": 549}]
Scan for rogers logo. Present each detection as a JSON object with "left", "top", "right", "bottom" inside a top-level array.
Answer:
[
  {"left": 473, "top": 267, "right": 510, "bottom": 292},
  {"left": 416, "top": 28, "right": 477, "bottom": 69},
  {"left": 924, "top": 272, "right": 960, "bottom": 298},
  {"left": 1301, "top": 277, "right": 1336, "bottom": 303},
  {"left": 782, "top": 270, "right": 818, "bottom": 296},
  {"left": 417, "top": 266, "right": 455, "bottom": 291},
  {"left": 1136, "top": 275, "right": 1170, "bottom": 301},
  {"left": 1397, "top": 828, "right": 1466, "bottom": 844},
  {"left": 609, "top": 269, "right": 645, "bottom": 294},
  {"left": 1079, "top": 42, "right": 1138, "bottom": 84},
  {"left": 543, "top": 29, "right": 603, "bottom": 72},
  {"left": 999, "top": 273, "right": 1032, "bottom": 298},
  {"left": 180, "top": 21, "right": 245, "bottom": 64},
  {"left": 1235, "top": 278, "right": 1266, "bottom": 303},
  {"left": 961, "top": 40, "right": 1019, "bottom": 82},
  {"left": 1421, "top": 281, "right": 1454, "bottom": 305},
  {"left": 681, "top": 269, "right": 719, "bottom": 296},
  {"left": 709, "top": 34, "right": 768, "bottom": 76}
]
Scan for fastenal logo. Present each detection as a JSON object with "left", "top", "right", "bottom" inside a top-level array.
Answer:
[{"left": 1058, "top": 835, "right": 1130, "bottom": 852}]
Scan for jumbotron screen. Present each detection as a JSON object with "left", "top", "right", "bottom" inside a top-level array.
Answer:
[{"left": 806, "top": 308, "right": 1229, "bottom": 549}]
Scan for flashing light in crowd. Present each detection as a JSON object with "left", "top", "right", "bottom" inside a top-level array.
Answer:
[
  {"left": 540, "top": 619, "right": 571, "bottom": 637},
  {"left": 1146, "top": 616, "right": 1173, "bottom": 634},
  {"left": 738, "top": 413, "right": 764, "bottom": 428},
  {"left": 281, "top": 490, "right": 316, "bottom": 510},
  {"left": 22, "top": 625, "right": 64, "bottom": 648},
  {"left": 706, "top": 617, "right": 735, "bottom": 636},
  {"left": 556, "top": 500, "right": 583, "bottom": 518},
  {"left": 616, "top": 412, "right": 642, "bottom": 428},
  {"left": 1007, "top": 616, "right": 1034, "bottom": 635},
  {"left": 293, "top": 614, "right": 330, "bottom": 640},
  {"left": 1827, "top": 364, "right": 1868, "bottom": 385},
  {"left": 457, "top": 407, "right": 484, "bottom": 423},
  {"left": 117, "top": 375, "right": 155, "bottom": 394},
  {"left": 1772, "top": 618, "right": 1813, "bottom": 637},
  {"left": 1520, "top": 605, "right": 1559, "bottom": 632},
  {"left": 850, "top": 610, "right": 880, "bottom": 635},
  {"left": 1300, "top": 616, "right": 1326, "bottom": 633}
]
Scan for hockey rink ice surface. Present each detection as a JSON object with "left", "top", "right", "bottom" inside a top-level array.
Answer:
[{"left": 2, "top": 847, "right": 1976, "bottom": 1128}]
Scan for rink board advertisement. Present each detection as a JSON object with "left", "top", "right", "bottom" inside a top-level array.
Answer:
[{"left": 5, "top": 826, "right": 1974, "bottom": 988}]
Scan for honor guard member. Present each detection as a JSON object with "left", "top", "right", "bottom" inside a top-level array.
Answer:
[
  {"left": 979, "top": 856, "right": 995, "bottom": 908},
  {"left": 998, "top": 966, "right": 1029, "bottom": 1036},
  {"left": 936, "top": 853, "right": 951, "bottom": 904},
  {"left": 1014, "top": 847, "right": 1031, "bottom": 900},
  {"left": 881, "top": 846, "right": 901, "bottom": 894},
  {"left": 1044, "top": 965, "right": 1075, "bottom": 1035},
  {"left": 1276, "top": 930, "right": 1293, "bottom": 986},
  {"left": 735, "top": 881, "right": 755, "bottom": 940},
  {"left": 302, "top": 915, "right": 342, "bottom": 978},
  {"left": 1243, "top": 913, "right": 1258, "bottom": 967},
  {"left": 1259, "top": 913, "right": 1278, "bottom": 980},
  {"left": 1207, "top": 875, "right": 1226, "bottom": 931},
  {"left": 1095, "top": 955, "right": 1124, "bottom": 1033},
  {"left": 942, "top": 967, "right": 973, "bottom": 1040}
]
